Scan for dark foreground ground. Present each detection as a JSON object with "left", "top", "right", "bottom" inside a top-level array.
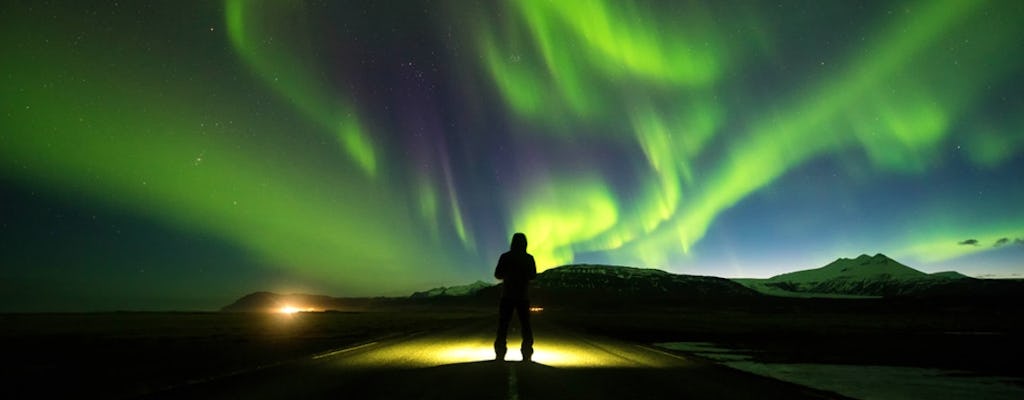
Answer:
[
  {"left": 1, "top": 300, "right": 1021, "bottom": 399},
  {"left": 141, "top": 318, "right": 841, "bottom": 400},
  {"left": 555, "top": 299, "right": 1024, "bottom": 377}
]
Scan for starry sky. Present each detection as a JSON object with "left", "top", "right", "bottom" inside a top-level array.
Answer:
[{"left": 2, "top": 0, "right": 1022, "bottom": 311}]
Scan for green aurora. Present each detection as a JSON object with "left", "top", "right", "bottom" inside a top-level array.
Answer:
[{"left": 1, "top": 0, "right": 1022, "bottom": 309}]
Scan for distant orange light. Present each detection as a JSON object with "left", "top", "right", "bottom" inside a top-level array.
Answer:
[
  {"left": 529, "top": 306, "right": 544, "bottom": 312},
  {"left": 278, "top": 305, "right": 319, "bottom": 314}
]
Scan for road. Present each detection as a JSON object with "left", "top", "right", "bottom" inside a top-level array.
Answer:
[{"left": 145, "top": 317, "right": 843, "bottom": 399}]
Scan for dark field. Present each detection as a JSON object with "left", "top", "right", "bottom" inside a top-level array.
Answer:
[
  {"left": 1, "top": 301, "right": 1021, "bottom": 398},
  {"left": 547, "top": 300, "right": 1024, "bottom": 377},
  {"left": 0, "top": 310, "right": 488, "bottom": 398}
]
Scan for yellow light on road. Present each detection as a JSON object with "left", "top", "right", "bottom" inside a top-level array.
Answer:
[
  {"left": 529, "top": 307, "right": 544, "bottom": 312},
  {"left": 328, "top": 334, "right": 676, "bottom": 368}
]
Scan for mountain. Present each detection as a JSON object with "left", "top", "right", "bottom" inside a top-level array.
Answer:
[
  {"left": 220, "top": 291, "right": 388, "bottom": 312},
  {"left": 222, "top": 257, "right": 1019, "bottom": 311},
  {"left": 410, "top": 281, "right": 493, "bottom": 298},
  {"left": 473, "top": 264, "right": 761, "bottom": 307},
  {"left": 223, "top": 264, "right": 761, "bottom": 311},
  {"left": 733, "top": 253, "right": 972, "bottom": 298},
  {"left": 928, "top": 271, "right": 970, "bottom": 280},
  {"left": 221, "top": 292, "right": 328, "bottom": 312}
]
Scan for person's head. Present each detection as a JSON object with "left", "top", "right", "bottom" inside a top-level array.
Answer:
[{"left": 510, "top": 232, "right": 527, "bottom": 252}]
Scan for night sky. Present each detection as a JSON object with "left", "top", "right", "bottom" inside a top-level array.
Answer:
[{"left": 2, "top": 1, "right": 1022, "bottom": 311}]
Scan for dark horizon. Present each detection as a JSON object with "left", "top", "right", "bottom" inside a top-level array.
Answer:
[{"left": 11, "top": 253, "right": 1020, "bottom": 313}]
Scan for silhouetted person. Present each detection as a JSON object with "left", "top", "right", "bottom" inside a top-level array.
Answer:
[{"left": 494, "top": 232, "right": 537, "bottom": 361}]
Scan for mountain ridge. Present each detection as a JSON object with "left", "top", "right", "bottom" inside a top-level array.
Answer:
[
  {"left": 735, "top": 253, "right": 972, "bottom": 297},
  {"left": 410, "top": 280, "right": 492, "bottom": 298},
  {"left": 221, "top": 255, "right": 1018, "bottom": 311},
  {"left": 521, "top": 263, "right": 759, "bottom": 306}
]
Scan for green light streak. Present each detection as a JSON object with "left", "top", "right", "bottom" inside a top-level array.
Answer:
[
  {"left": 629, "top": 99, "right": 722, "bottom": 227},
  {"left": 225, "top": 0, "right": 377, "bottom": 176},
  {"left": 511, "top": 176, "right": 619, "bottom": 269},
  {"left": 651, "top": 0, "right": 996, "bottom": 256},
  {"left": 489, "top": 0, "right": 1022, "bottom": 268},
  {"left": 964, "top": 117, "right": 1024, "bottom": 169},
  {"left": 0, "top": 11, "right": 461, "bottom": 293},
  {"left": 519, "top": 0, "right": 720, "bottom": 86},
  {"left": 476, "top": 0, "right": 732, "bottom": 264},
  {"left": 444, "top": 169, "right": 475, "bottom": 251},
  {"left": 478, "top": 0, "right": 727, "bottom": 123},
  {"left": 480, "top": 33, "right": 546, "bottom": 116},
  {"left": 417, "top": 177, "right": 441, "bottom": 240},
  {"left": 3, "top": 0, "right": 1021, "bottom": 297}
]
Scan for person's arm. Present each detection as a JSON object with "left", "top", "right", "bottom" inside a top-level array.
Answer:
[
  {"left": 494, "top": 254, "right": 506, "bottom": 280},
  {"left": 526, "top": 255, "right": 537, "bottom": 281}
]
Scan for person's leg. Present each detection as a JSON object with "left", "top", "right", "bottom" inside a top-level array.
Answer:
[
  {"left": 494, "top": 299, "right": 513, "bottom": 360},
  {"left": 517, "top": 299, "right": 533, "bottom": 361}
]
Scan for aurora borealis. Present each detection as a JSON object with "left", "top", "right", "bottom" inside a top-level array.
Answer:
[{"left": 1, "top": 1, "right": 1022, "bottom": 310}]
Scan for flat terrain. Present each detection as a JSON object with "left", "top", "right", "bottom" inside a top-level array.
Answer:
[
  {"left": 2, "top": 301, "right": 1020, "bottom": 399},
  {"left": 553, "top": 301, "right": 1024, "bottom": 377},
  {"left": 0, "top": 310, "right": 485, "bottom": 398}
]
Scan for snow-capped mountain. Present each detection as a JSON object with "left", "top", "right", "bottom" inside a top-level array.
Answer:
[
  {"left": 734, "top": 253, "right": 971, "bottom": 297},
  {"left": 410, "top": 280, "right": 493, "bottom": 298}
]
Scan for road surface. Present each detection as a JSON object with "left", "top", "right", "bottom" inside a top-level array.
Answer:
[{"left": 145, "top": 317, "right": 843, "bottom": 399}]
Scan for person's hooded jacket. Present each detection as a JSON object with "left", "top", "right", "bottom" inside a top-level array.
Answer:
[{"left": 494, "top": 233, "right": 537, "bottom": 300}]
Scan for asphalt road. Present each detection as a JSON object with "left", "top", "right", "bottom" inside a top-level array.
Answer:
[{"left": 145, "top": 317, "right": 844, "bottom": 399}]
